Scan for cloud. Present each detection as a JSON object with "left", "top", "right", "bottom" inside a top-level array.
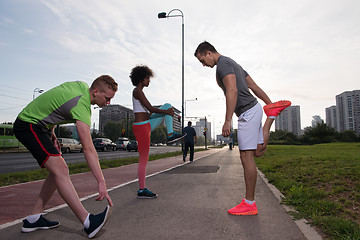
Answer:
[{"left": 1, "top": 0, "right": 359, "bottom": 130}]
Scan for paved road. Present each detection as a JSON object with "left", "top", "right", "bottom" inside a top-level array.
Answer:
[
  {"left": 0, "top": 146, "right": 182, "bottom": 174},
  {"left": 0, "top": 148, "right": 322, "bottom": 240}
]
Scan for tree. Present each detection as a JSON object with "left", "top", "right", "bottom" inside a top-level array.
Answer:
[
  {"left": 150, "top": 126, "right": 167, "bottom": 144},
  {"left": 196, "top": 136, "right": 206, "bottom": 146},
  {"left": 102, "top": 117, "right": 136, "bottom": 141},
  {"left": 126, "top": 119, "right": 135, "bottom": 140},
  {"left": 300, "top": 123, "right": 336, "bottom": 144},
  {"left": 270, "top": 129, "right": 287, "bottom": 141},
  {"left": 335, "top": 130, "right": 359, "bottom": 142},
  {"left": 103, "top": 121, "right": 122, "bottom": 142},
  {"left": 91, "top": 131, "right": 104, "bottom": 139},
  {"left": 55, "top": 126, "right": 72, "bottom": 138},
  {"left": 269, "top": 129, "right": 298, "bottom": 145}
]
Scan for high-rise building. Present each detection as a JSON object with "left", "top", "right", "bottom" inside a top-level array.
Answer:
[
  {"left": 335, "top": 90, "right": 360, "bottom": 135},
  {"left": 193, "top": 118, "right": 212, "bottom": 140},
  {"left": 311, "top": 115, "right": 323, "bottom": 127},
  {"left": 99, "top": 105, "right": 134, "bottom": 134},
  {"left": 325, "top": 105, "right": 337, "bottom": 130},
  {"left": 275, "top": 105, "right": 302, "bottom": 136}
]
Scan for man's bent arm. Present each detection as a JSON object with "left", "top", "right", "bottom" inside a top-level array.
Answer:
[
  {"left": 76, "top": 120, "right": 113, "bottom": 206},
  {"left": 246, "top": 75, "right": 272, "bottom": 105}
]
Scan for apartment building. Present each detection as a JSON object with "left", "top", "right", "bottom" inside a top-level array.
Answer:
[
  {"left": 275, "top": 105, "right": 302, "bottom": 136},
  {"left": 335, "top": 90, "right": 360, "bottom": 135}
]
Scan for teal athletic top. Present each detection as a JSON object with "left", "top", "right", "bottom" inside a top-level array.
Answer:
[{"left": 18, "top": 81, "right": 92, "bottom": 128}]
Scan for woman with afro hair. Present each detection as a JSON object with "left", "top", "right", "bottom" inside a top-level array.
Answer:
[{"left": 130, "top": 65, "right": 186, "bottom": 198}]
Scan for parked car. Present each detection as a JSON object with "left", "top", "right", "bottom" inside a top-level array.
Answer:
[
  {"left": 58, "top": 138, "right": 83, "bottom": 153},
  {"left": 93, "top": 138, "right": 116, "bottom": 151},
  {"left": 126, "top": 140, "right": 138, "bottom": 152},
  {"left": 115, "top": 137, "right": 129, "bottom": 151}
]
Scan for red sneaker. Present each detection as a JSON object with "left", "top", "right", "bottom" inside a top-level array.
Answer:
[
  {"left": 263, "top": 100, "right": 291, "bottom": 117},
  {"left": 228, "top": 199, "right": 258, "bottom": 215}
]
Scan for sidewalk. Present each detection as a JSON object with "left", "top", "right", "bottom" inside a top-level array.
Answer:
[
  {"left": 0, "top": 147, "right": 322, "bottom": 239},
  {"left": 0, "top": 148, "right": 221, "bottom": 227}
]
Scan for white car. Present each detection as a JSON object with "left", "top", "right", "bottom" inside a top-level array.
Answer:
[{"left": 58, "top": 138, "right": 83, "bottom": 153}]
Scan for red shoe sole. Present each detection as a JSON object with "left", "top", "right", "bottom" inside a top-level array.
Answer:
[
  {"left": 263, "top": 100, "right": 291, "bottom": 111},
  {"left": 228, "top": 210, "right": 258, "bottom": 215}
]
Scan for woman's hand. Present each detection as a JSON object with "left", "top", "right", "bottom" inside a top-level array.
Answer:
[{"left": 166, "top": 107, "right": 175, "bottom": 116}]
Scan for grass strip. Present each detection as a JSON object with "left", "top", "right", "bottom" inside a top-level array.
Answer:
[
  {"left": 255, "top": 142, "right": 360, "bottom": 240},
  {"left": 0, "top": 148, "right": 207, "bottom": 187}
]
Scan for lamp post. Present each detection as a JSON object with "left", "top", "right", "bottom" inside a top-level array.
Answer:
[
  {"left": 93, "top": 106, "right": 100, "bottom": 134},
  {"left": 33, "top": 88, "right": 44, "bottom": 100},
  {"left": 158, "top": 9, "right": 185, "bottom": 134},
  {"left": 204, "top": 116, "right": 208, "bottom": 149}
]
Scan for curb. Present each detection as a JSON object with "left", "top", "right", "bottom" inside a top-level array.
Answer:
[{"left": 257, "top": 169, "right": 323, "bottom": 240}]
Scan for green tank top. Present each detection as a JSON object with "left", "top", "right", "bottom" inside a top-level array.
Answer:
[{"left": 18, "top": 81, "right": 91, "bottom": 128}]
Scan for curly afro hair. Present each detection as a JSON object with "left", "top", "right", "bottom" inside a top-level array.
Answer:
[{"left": 130, "top": 65, "right": 154, "bottom": 86}]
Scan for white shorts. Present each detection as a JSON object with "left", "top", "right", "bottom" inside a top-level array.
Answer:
[{"left": 237, "top": 102, "right": 264, "bottom": 150}]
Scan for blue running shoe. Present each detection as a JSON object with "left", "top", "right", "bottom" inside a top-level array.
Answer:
[
  {"left": 167, "top": 132, "right": 187, "bottom": 144},
  {"left": 137, "top": 188, "right": 158, "bottom": 199},
  {"left": 21, "top": 215, "right": 60, "bottom": 233},
  {"left": 84, "top": 206, "right": 111, "bottom": 239}
]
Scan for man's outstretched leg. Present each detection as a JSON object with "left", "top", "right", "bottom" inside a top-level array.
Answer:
[
  {"left": 22, "top": 156, "right": 110, "bottom": 238},
  {"left": 22, "top": 173, "right": 60, "bottom": 233},
  {"left": 44, "top": 157, "right": 110, "bottom": 239},
  {"left": 31, "top": 173, "right": 57, "bottom": 215},
  {"left": 255, "top": 100, "right": 291, "bottom": 158},
  {"left": 45, "top": 157, "right": 89, "bottom": 222},
  {"left": 22, "top": 156, "right": 87, "bottom": 233}
]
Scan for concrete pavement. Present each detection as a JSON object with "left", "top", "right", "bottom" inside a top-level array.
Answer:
[{"left": 0, "top": 147, "right": 322, "bottom": 239}]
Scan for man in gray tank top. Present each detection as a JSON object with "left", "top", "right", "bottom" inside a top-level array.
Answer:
[{"left": 195, "top": 41, "right": 291, "bottom": 216}]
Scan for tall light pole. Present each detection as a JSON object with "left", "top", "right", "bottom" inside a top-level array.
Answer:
[
  {"left": 158, "top": 9, "right": 185, "bottom": 134},
  {"left": 33, "top": 88, "right": 44, "bottom": 100}
]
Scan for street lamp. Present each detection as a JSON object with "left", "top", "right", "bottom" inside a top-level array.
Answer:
[
  {"left": 185, "top": 98, "right": 197, "bottom": 117},
  {"left": 158, "top": 9, "right": 185, "bottom": 133},
  {"left": 33, "top": 88, "right": 44, "bottom": 100}
]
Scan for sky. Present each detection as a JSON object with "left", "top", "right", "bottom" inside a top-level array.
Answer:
[{"left": 1, "top": 0, "right": 359, "bottom": 137}]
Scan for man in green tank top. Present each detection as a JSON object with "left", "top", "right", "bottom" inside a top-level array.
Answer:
[{"left": 14, "top": 75, "right": 118, "bottom": 238}]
